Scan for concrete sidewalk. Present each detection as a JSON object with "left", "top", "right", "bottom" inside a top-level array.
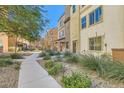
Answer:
[{"left": 18, "top": 53, "right": 61, "bottom": 88}]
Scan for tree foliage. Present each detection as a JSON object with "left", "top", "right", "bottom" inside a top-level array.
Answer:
[{"left": 0, "top": 5, "right": 49, "bottom": 42}]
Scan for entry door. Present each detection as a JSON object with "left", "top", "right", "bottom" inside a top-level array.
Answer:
[
  {"left": 60, "top": 43, "right": 62, "bottom": 51},
  {"left": 73, "top": 41, "right": 77, "bottom": 53}
]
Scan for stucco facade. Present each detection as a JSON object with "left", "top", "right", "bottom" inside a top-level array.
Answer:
[
  {"left": 80, "top": 5, "right": 124, "bottom": 54},
  {"left": 0, "top": 32, "right": 30, "bottom": 52},
  {"left": 44, "top": 28, "right": 58, "bottom": 50},
  {"left": 0, "top": 33, "right": 8, "bottom": 52},
  {"left": 70, "top": 5, "right": 80, "bottom": 53},
  {"left": 58, "top": 14, "right": 66, "bottom": 52},
  {"left": 64, "top": 6, "right": 71, "bottom": 51}
]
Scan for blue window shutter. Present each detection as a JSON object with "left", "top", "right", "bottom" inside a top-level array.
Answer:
[
  {"left": 95, "top": 8, "right": 99, "bottom": 22},
  {"left": 81, "top": 16, "right": 86, "bottom": 29},
  {"left": 95, "top": 7, "right": 102, "bottom": 23},
  {"left": 90, "top": 12, "right": 94, "bottom": 25},
  {"left": 72, "top": 5, "right": 76, "bottom": 13}
]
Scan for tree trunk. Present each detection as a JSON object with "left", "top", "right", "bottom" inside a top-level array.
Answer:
[{"left": 14, "top": 35, "right": 18, "bottom": 53}]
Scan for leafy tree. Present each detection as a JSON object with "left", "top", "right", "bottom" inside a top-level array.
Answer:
[{"left": 0, "top": 5, "right": 49, "bottom": 52}]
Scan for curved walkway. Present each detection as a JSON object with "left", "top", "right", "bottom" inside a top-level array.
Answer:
[{"left": 18, "top": 53, "right": 61, "bottom": 88}]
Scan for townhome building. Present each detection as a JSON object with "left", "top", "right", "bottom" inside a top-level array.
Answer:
[
  {"left": 44, "top": 28, "right": 58, "bottom": 50},
  {"left": 64, "top": 5, "right": 71, "bottom": 51},
  {"left": 0, "top": 33, "right": 8, "bottom": 52},
  {"left": 0, "top": 32, "right": 29, "bottom": 53},
  {"left": 70, "top": 5, "right": 80, "bottom": 53},
  {"left": 58, "top": 14, "right": 66, "bottom": 52},
  {"left": 80, "top": 5, "right": 124, "bottom": 55}
]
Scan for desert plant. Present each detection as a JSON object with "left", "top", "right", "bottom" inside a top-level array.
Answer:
[
  {"left": 101, "top": 53, "right": 112, "bottom": 59},
  {"left": 43, "top": 55, "right": 51, "bottom": 60},
  {"left": 48, "top": 63, "right": 63, "bottom": 75},
  {"left": 80, "top": 54, "right": 124, "bottom": 83},
  {"left": 104, "top": 61, "right": 124, "bottom": 83},
  {"left": 63, "top": 51, "right": 72, "bottom": 57},
  {"left": 39, "top": 51, "right": 47, "bottom": 57},
  {"left": 62, "top": 72, "right": 92, "bottom": 88},
  {"left": 0, "top": 54, "right": 11, "bottom": 59},
  {"left": 14, "top": 62, "right": 21, "bottom": 70},
  {"left": 65, "top": 55, "right": 80, "bottom": 63},
  {"left": 80, "top": 54, "right": 101, "bottom": 71},
  {"left": 10, "top": 53, "right": 23, "bottom": 59},
  {"left": 53, "top": 55, "right": 63, "bottom": 62},
  {"left": 45, "top": 49, "right": 55, "bottom": 56},
  {"left": 0, "top": 58, "right": 13, "bottom": 67},
  {"left": 44, "top": 60, "right": 54, "bottom": 69},
  {"left": 54, "top": 51, "right": 61, "bottom": 55}
]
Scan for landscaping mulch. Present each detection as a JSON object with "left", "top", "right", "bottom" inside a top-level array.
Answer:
[{"left": 0, "top": 63, "right": 21, "bottom": 88}]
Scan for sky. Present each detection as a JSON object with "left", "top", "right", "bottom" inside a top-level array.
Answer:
[{"left": 41, "top": 5, "right": 65, "bottom": 37}]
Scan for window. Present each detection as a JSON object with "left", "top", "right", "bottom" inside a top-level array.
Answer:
[
  {"left": 89, "top": 6, "right": 102, "bottom": 26},
  {"left": 72, "top": 5, "right": 76, "bottom": 13},
  {"left": 89, "top": 36, "right": 102, "bottom": 51},
  {"left": 60, "top": 21, "right": 62, "bottom": 26},
  {"left": 81, "top": 16, "right": 86, "bottom": 29},
  {"left": 95, "top": 7, "right": 102, "bottom": 22},
  {"left": 59, "top": 31, "right": 64, "bottom": 38},
  {"left": 89, "top": 12, "right": 95, "bottom": 25}
]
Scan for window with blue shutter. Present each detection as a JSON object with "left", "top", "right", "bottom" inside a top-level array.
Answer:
[
  {"left": 89, "top": 12, "right": 94, "bottom": 25},
  {"left": 95, "top": 7, "right": 102, "bottom": 22},
  {"left": 72, "top": 5, "right": 76, "bottom": 13},
  {"left": 81, "top": 16, "right": 86, "bottom": 29},
  {"left": 89, "top": 6, "right": 102, "bottom": 26}
]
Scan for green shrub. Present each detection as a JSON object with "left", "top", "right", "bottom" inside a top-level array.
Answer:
[
  {"left": 0, "top": 58, "right": 13, "bottom": 67},
  {"left": 62, "top": 72, "right": 92, "bottom": 88},
  {"left": 63, "top": 51, "right": 72, "bottom": 57},
  {"left": 48, "top": 63, "right": 63, "bottom": 75},
  {"left": 101, "top": 53, "right": 112, "bottom": 59},
  {"left": 104, "top": 61, "right": 124, "bottom": 83},
  {"left": 54, "top": 55, "right": 62, "bottom": 62},
  {"left": 44, "top": 60, "right": 54, "bottom": 69},
  {"left": 39, "top": 52, "right": 47, "bottom": 57},
  {"left": 65, "top": 55, "right": 80, "bottom": 63},
  {"left": 0, "top": 54, "right": 11, "bottom": 59},
  {"left": 54, "top": 51, "right": 61, "bottom": 55},
  {"left": 80, "top": 54, "right": 124, "bottom": 83},
  {"left": 46, "top": 49, "right": 55, "bottom": 56},
  {"left": 10, "top": 53, "right": 23, "bottom": 59},
  {"left": 80, "top": 54, "right": 101, "bottom": 71},
  {"left": 14, "top": 62, "right": 21, "bottom": 70},
  {"left": 43, "top": 55, "right": 51, "bottom": 60}
]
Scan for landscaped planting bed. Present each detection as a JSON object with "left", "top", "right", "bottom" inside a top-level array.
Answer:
[
  {"left": 0, "top": 54, "right": 21, "bottom": 88},
  {"left": 38, "top": 50, "right": 124, "bottom": 88}
]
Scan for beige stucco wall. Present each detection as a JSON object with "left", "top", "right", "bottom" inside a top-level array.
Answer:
[
  {"left": 0, "top": 33, "right": 8, "bottom": 52},
  {"left": 58, "top": 14, "right": 66, "bottom": 52},
  {"left": 80, "top": 5, "right": 124, "bottom": 54},
  {"left": 70, "top": 5, "right": 80, "bottom": 53},
  {"left": 64, "top": 6, "right": 70, "bottom": 51}
]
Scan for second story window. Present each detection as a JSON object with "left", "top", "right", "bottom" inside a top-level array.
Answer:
[
  {"left": 95, "top": 7, "right": 102, "bottom": 22},
  {"left": 72, "top": 5, "right": 76, "bottom": 13},
  {"left": 81, "top": 16, "right": 86, "bottom": 29},
  {"left": 89, "top": 6, "right": 102, "bottom": 26},
  {"left": 89, "top": 12, "right": 95, "bottom": 25},
  {"left": 60, "top": 21, "right": 62, "bottom": 27}
]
